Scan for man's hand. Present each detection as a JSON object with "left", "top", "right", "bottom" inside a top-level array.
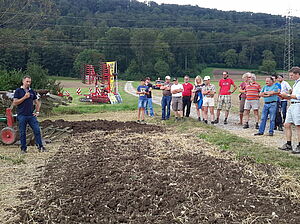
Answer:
[
  {"left": 24, "top": 92, "right": 30, "bottom": 99},
  {"left": 280, "top": 93, "right": 290, "bottom": 99},
  {"left": 33, "top": 112, "right": 40, "bottom": 117}
]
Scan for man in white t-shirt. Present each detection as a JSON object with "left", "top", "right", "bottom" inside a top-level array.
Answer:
[
  {"left": 278, "top": 74, "right": 292, "bottom": 122},
  {"left": 171, "top": 77, "right": 184, "bottom": 121}
]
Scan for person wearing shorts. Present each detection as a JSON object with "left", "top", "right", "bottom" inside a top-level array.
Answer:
[
  {"left": 238, "top": 73, "right": 248, "bottom": 125},
  {"left": 215, "top": 71, "right": 237, "bottom": 124},
  {"left": 202, "top": 76, "right": 216, "bottom": 124},
  {"left": 136, "top": 79, "right": 149, "bottom": 123},
  {"left": 171, "top": 77, "right": 183, "bottom": 121},
  {"left": 193, "top": 76, "right": 204, "bottom": 121},
  {"left": 242, "top": 73, "right": 261, "bottom": 129},
  {"left": 279, "top": 67, "right": 300, "bottom": 154}
]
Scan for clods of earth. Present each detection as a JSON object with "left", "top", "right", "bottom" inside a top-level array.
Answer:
[{"left": 6, "top": 119, "right": 300, "bottom": 223}]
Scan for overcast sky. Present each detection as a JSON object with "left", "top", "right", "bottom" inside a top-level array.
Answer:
[{"left": 139, "top": 0, "right": 298, "bottom": 17}]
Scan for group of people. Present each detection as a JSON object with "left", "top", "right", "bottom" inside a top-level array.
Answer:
[{"left": 136, "top": 67, "right": 300, "bottom": 154}]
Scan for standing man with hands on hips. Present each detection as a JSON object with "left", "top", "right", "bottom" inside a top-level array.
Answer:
[{"left": 13, "top": 75, "right": 46, "bottom": 154}]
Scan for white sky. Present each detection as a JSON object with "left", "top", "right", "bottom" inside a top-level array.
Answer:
[{"left": 139, "top": 0, "right": 299, "bottom": 17}]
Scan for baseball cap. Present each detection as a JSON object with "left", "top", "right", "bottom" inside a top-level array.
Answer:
[
  {"left": 165, "top": 75, "right": 171, "bottom": 80},
  {"left": 173, "top": 77, "right": 178, "bottom": 81},
  {"left": 203, "top": 76, "right": 210, "bottom": 81}
]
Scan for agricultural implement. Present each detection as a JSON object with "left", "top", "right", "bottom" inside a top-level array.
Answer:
[
  {"left": 79, "top": 62, "right": 122, "bottom": 104},
  {"left": 0, "top": 108, "right": 73, "bottom": 146}
]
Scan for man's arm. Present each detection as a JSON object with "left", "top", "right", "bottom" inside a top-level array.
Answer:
[
  {"left": 13, "top": 92, "right": 30, "bottom": 106},
  {"left": 231, "top": 83, "right": 237, "bottom": 93}
]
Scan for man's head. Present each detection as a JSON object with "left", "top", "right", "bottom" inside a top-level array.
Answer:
[
  {"left": 277, "top": 74, "right": 284, "bottom": 83},
  {"left": 222, "top": 71, "right": 229, "bottom": 79},
  {"left": 242, "top": 72, "right": 252, "bottom": 83},
  {"left": 251, "top": 73, "right": 257, "bottom": 82},
  {"left": 203, "top": 76, "right": 210, "bottom": 85},
  {"left": 140, "top": 79, "right": 146, "bottom": 85},
  {"left": 145, "top": 77, "right": 151, "bottom": 84},
  {"left": 173, "top": 77, "right": 178, "bottom": 85},
  {"left": 265, "top": 77, "right": 275, "bottom": 86},
  {"left": 165, "top": 75, "right": 171, "bottom": 83},
  {"left": 272, "top": 74, "right": 278, "bottom": 82},
  {"left": 184, "top": 75, "right": 189, "bottom": 83},
  {"left": 22, "top": 76, "right": 31, "bottom": 89},
  {"left": 289, "top": 67, "right": 300, "bottom": 81}
]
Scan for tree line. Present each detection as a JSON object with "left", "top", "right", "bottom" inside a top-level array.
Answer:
[{"left": 0, "top": 0, "right": 299, "bottom": 82}]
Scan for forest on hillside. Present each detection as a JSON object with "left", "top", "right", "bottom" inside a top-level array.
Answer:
[{"left": 0, "top": 0, "right": 299, "bottom": 80}]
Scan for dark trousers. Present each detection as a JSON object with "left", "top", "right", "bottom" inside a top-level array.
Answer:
[
  {"left": 275, "top": 101, "right": 283, "bottom": 128},
  {"left": 182, "top": 96, "right": 192, "bottom": 117},
  {"left": 281, "top": 101, "right": 288, "bottom": 122},
  {"left": 161, "top": 95, "right": 172, "bottom": 120},
  {"left": 18, "top": 115, "right": 43, "bottom": 151}
]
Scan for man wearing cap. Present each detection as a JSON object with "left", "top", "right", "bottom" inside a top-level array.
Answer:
[
  {"left": 171, "top": 77, "right": 184, "bottom": 121},
  {"left": 160, "top": 76, "right": 172, "bottom": 120},
  {"left": 279, "top": 67, "right": 300, "bottom": 153},
  {"left": 215, "top": 71, "right": 237, "bottom": 124},
  {"left": 182, "top": 75, "right": 194, "bottom": 117},
  {"left": 202, "top": 76, "right": 216, "bottom": 124}
]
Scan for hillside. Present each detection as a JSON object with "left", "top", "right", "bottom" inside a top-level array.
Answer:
[{"left": 0, "top": 0, "right": 299, "bottom": 78}]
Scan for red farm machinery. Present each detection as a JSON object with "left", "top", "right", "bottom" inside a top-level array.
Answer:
[{"left": 79, "top": 62, "right": 122, "bottom": 104}]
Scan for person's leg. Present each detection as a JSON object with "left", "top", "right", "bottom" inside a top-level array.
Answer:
[
  {"left": 253, "top": 110, "right": 259, "bottom": 123},
  {"left": 216, "top": 95, "right": 222, "bottom": 121},
  {"left": 258, "top": 104, "right": 268, "bottom": 134},
  {"left": 296, "top": 125, "right": 300, "bottom": 143},
  {"left": 28, "top": 116, "right": 43, "bottom": 147},
  {"left": 195, "top": 104, "right": 200, "bottom": 120},
  {"left": 284, "top": 123, "right": 293, "bottom": 141},
  {"left": 148, "top": 98, "right": 154, "bottom": 117},
  {"left": 182, "top": 96, "right": 187, "bottom": 117},
  {"left": 186, "top": 96, "right": 192, "bottom": 117},
  {"left": 141, "top": 108, "right": 145, "bottom": 120},
  {"left": 239, "top": 98, "right": 245, "bottom": 124},
  {"left": 243, "top": 110, "right": 250, "bottom": 123},
  {"left": 178, "top": 97, "right": 183, "bottom": 118},
  {"left": 269, "top": 103, "right": 277, "bottom": 134},
  {"left": 203, "top": 106, "right": 208, "bottom": 121},
  {"left": 138, "top": 108, "right": 141, "bottom": 120},
  {"left": 281, "top": 101, "right": 288, "bottom": 122},
  {"left": 166, "top": 96, "right": 172, "bottom": 120},
  {"left": 144, "top": 99, "right": 149, "bottom": 115},
  {"left": 17, "top": 115, "right": 28, "bottom": 152},
  {"left": 209, "top": 106, "right": 215, "bottom": 122},
  {"left": 224, "top": 95, "right": 231, "bottom": 120},
  {"left": 161, "top": 96, "right": 166, "bottom": 120}
]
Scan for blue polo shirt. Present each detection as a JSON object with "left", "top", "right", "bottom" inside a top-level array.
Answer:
[
  {"left": 14, "top": 88, "right": 37, "bottom": 116},
  {"left": 260, "top": 84, "right": 279, "bottom": 103},
  {"left": 137, "top": 85, "right": 149, "bottom": 100}
]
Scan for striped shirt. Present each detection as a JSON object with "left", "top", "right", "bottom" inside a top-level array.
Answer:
[{"left": 245, "top": 82, "right": 261, "bottom": 100}]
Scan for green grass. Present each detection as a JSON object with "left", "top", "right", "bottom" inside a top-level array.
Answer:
[
  {"left": 0, "top": 155, "right": 26, "bottom": 165},
  {"left": 53, "top": 81, "right": 138, "bottom": 114},
  {"left": 163, "top": 118, "right": 300, "bottom": 175}
]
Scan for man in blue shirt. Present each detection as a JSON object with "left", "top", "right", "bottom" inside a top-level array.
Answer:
[
  {"left": 136, "top": 79, "right": 149, "bottom": 123},
  {"left": 13, "top": 76, "right": 46, "bottom": 153},
  {"left": 254, "top": 77, "right": 280, "bottom": 136},
  {"left": 272, "top": 74, "right": 283, "bottom": 131}
]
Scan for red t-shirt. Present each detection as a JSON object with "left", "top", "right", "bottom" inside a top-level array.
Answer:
[
  {"left": 219, "top": 78, "right": 235, "bottom": 95},
  {"left": 182, "top": 83, "right": 194, "bottom": 96}
]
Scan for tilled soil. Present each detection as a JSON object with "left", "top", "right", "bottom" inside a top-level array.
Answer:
[{"left": 9, "top": 120, "right": 300, "bottom": 223}]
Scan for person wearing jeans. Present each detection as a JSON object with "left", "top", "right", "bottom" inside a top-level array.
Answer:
[
  {"left": 254, "top": 77, "right": 280, "bottom": 136},
  {"left": 145, "top": 77, "right": 154, "bottom": 117},
  {"left": 182, "top": 75, "right": 194, "bottom": 117},
  {"left": 160, "top": 76, "right": 172, "bottom": 120},
  {"left": 13, "top": 75, "right": 46, "bottom": 153}
]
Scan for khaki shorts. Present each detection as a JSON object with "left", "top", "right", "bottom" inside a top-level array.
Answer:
[
  {"left": 217, "top": 95, "right": 231, "bottom": 110},
  {"left": 244, "top": 99, "right": 260, "bottom": 110},
  {"left": 203, "top": 97, "right": 215, "bottom": 107},
  {"left": 285, "top": 103, "right": 300, "bottom": 125},
  {"left": 172, "top": 96, "right": 183, "bottom": 111},
  {"left": 239, "top": 97, "right": 246, "bottom": 113}
]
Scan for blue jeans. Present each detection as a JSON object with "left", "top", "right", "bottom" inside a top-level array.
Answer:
[
  {"left": 281, "top": 101, "right": 288, "bottom": 122},
  {"left": 145, "top": 98, "right": 154, "bottom": 116},
  {"left": 18, "top": 115, "right": 43, "bottom": 151},
  {"left": 259, "top": 102, "right": 277, "bottom": 134},
  {"left": 161, "top": 95, "right": 172, "bottom": 120}
]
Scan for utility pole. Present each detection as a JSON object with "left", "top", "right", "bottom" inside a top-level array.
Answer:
[{"left": 283, "top": 10, "right": 294, "bottom": 72}]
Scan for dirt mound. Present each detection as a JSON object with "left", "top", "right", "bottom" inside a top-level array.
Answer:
[
  {"left": 9, "top": 122, "right": 300, "bottom": 223},
  {"left": 40, "top": 119, "right": 162, "bottom": 134}
]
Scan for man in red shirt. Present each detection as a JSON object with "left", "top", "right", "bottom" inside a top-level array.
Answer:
[
  {"left": 215, "top": 71, "right": 237, "bottom": 124},
  {"left": 182, "top": 75, "right": 194, "bottom": 117}
]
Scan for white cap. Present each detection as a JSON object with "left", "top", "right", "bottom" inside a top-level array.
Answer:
[
  {"left": 165, "top": 75, "right": 171, "bottom": 80},
  {"left": 204, "top": 76, "right": 210, "bottom": 81}
]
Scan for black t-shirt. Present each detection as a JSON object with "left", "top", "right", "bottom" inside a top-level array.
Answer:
[
  {"left": 14, "top": 88, "right": 37, "bottom": 116},
  {"left": 147, "top": 83, "right": 153, "bottom": 98}
]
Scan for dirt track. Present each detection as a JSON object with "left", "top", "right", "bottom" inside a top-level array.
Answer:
[{"left": 8, "top": 119, "right": 300, "bottom": 223}]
